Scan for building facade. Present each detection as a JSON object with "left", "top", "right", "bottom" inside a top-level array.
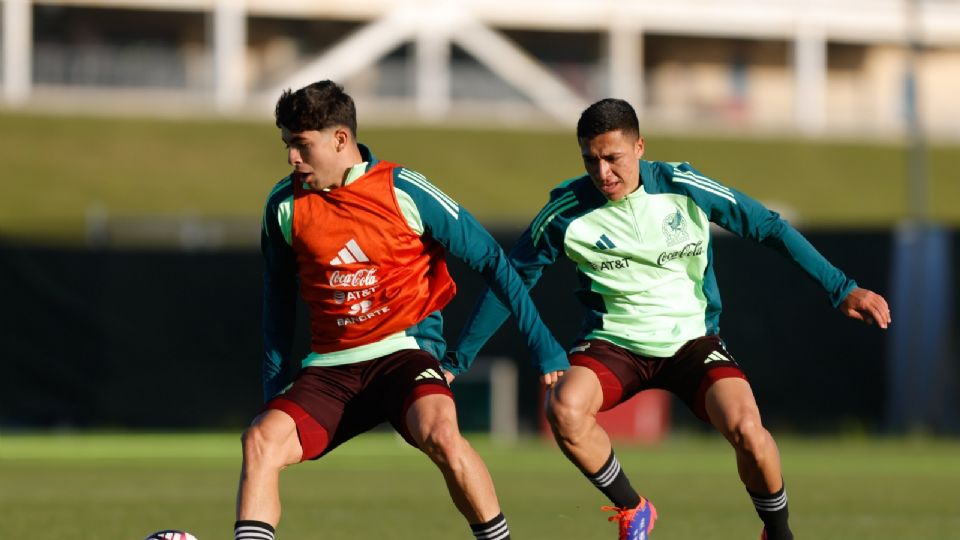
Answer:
[{"left": 2, "top": 0, "right": 959, "bottom": 138}]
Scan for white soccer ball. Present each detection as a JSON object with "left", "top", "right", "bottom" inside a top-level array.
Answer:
[{"left": 143, "top": 530, "right": 198, "bottom": 540}]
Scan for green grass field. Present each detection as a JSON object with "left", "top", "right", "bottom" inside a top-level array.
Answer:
[
  {"left": 2, "top": 432, "right": 958, "bottom": 539},
  {"left": 1, "top": 111, "right": 959, "bottom": 242}
]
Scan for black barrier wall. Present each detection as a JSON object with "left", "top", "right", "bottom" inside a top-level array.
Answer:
[
  {"left": 1, "top": 230, "right": 954, "bottom": 432},
  {"left": 0, "top": 246, "right": 265, "bottom": 428},
  {"left": 445, "top": 229, "right": 897, "bottom": 432}
]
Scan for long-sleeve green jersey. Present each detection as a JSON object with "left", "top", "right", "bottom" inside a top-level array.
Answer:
[{"left": 444, "top": 160, "right": 857, "bottom": 375}]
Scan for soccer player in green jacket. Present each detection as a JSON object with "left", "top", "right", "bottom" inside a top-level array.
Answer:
[{"left": 444, "top": 99, "right": 891, "bottom": 540}]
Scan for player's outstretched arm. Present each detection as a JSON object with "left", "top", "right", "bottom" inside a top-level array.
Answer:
[
  {"left": 394, "top": 169, "right": 568, "bottom": 377},
  {"left": 838, "top": 287, "right": 891, "bottom": 329}
]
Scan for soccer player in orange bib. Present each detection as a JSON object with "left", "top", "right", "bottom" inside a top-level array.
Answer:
[{"left": 234, "top": 81, "right": 568, "bottom": 540}]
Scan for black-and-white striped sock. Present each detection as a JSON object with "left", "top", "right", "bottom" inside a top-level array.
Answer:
[
  {"left": 586, "top": 450, "right": 641, "bottom": 509},
  {"left": 470, "top": 512, "right": 510, "bottom": 540},
  {"left": 234, "top": 520, "right": 275, "bottom": 540},
  {"left": 749, "top": 484, "right": 793, "bottom": 540}
]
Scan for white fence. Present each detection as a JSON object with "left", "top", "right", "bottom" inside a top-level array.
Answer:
[{"left": 3, "top": 0, "right": 960, "bottom": 137}]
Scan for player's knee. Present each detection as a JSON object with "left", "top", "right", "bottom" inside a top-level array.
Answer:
[
  {"left": 730, "top": 417, "right": 771, "bottom": 461},
  {"left": 241, "top": 425, "right": 271, "bottom": 463},
  {"left": 419, "top": 420, "right": 465, "bottom": 466},
  {"left": 241, "top": 423, "right": 291, "bottom": 470},
  {"left": 547, "top": 389, "right": 591, "bottom": 440}
]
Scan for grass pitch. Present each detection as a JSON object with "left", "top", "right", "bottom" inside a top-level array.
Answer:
[{"left": 1, "top": 432, "right": 958, "bottom": 539}]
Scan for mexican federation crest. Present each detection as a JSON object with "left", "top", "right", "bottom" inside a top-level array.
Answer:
[{"left": 662, "top": 209, "right": 689, "bottom": 246}]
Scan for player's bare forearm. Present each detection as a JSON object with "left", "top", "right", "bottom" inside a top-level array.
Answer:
[{"left": 839, "top": 286, "right": 891, "bottom": 329}]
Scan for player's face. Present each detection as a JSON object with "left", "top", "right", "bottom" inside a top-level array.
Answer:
[
  {"left": 280, "top": 126, "right": 345, "bottom": 191},
  {"left": 579, "top": 130, "right": 644, "bottom": 201}
]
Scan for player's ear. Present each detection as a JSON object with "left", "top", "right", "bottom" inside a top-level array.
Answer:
[
  {"left": 635, "top": 136, "right": 645, "bottom": 158},
  {"left": 333, "top": 128, "right": 350, "bottom": 152}
]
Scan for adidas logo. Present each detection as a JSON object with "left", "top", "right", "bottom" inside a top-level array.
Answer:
[
  {"left": 703, "top": 351, "right": 731, "bottom": 364},
  {"left": 415, "top": 368, "right": 444, "bottom": 381},
  {"left": 330, "top": 239, "right": 369, "bottom": 265},
  {"left": 595, "top": 234, "right": 616, "bottom": 250}
]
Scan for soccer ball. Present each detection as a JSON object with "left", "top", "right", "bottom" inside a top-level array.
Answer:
[{"left": 143, "top": 531, "right": 198, "bottom": 540}]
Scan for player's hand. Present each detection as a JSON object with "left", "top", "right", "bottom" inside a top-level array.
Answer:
[
  {"left": 541, "top": 370, "right": 565, "bottom": 388},
  {"left": 839, "top": 287, "right": 891, "bottom": 329},
  {"left": 441, "top": 351, "right": 459, "bottom": 384}
]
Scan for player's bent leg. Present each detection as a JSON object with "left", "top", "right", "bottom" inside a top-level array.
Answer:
[
  {"left": 704, "top": 377, "right": 781, "bottom": 492},
  {"left": 406, "top": 393, "right": 502, "bottom": 525},
  {"left": 704, "top": 377, "right": 793, "bottom": 540},
  {"left": 236, "top": 409, "right": 304, "bottom": 529},
  {"left": 546, "top": 365, "right": 611, "bottom": 472},
  {"left": 548, "top": 366, "right": 655, "bottom": 539}
]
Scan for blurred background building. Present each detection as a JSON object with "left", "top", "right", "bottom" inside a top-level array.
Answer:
[{"left": 3, "top": 0, "right": 960, "bottom": 137}]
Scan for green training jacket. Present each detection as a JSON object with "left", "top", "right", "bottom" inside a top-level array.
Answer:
[{"left": 444, "top": 160, "right": 857, "bottom": 375}]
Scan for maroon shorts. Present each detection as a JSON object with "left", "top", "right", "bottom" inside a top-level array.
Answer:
[
  {"left": 569, "top": 335, "right": 746, "bottom": 422},
  {"left": 265, "top": 349, "right": 453, "bottom": 461}
]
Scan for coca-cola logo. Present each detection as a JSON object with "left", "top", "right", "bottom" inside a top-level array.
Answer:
[
  {"left": 329, "top": 268, "right": 379, "bottom": 288},
  {"left": 656, "top": 241, "right": 704, "bottom": 265}
]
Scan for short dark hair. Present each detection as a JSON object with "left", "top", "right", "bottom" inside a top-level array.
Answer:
[
  {"left": 576, "top": 98, "right": 639, "bottom": 140},
  {"left": 274, "top": 80, "right": 357, "bottom": 136}
]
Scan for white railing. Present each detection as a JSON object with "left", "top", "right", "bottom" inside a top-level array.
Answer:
[{"left": 3, "top": 0, "right": 959, "bottom": 138}]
